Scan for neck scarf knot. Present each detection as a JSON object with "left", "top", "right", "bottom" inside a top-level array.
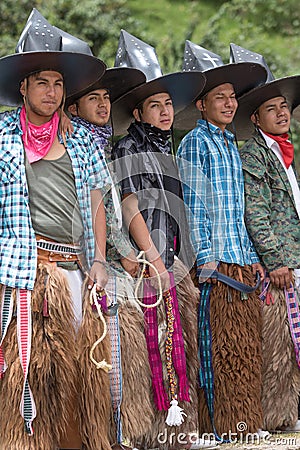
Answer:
[
  {"left": 20, "top": 106, "right": 59, "bottom": 163},
  {"left": 263, "top": 131, "right": 294, "bottom": 169},
  {"left": 140, "top": 121, "right": 172, "bottom": 153},
  {"left": 73, "top": 116, "right": 112, "bottom": 150}
]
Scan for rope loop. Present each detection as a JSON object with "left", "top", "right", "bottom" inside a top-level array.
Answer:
[
  {"left": 89, "top": 284, "right": 112, "bottom": 372},
  {"left": 134, "top": 251, "right": 163, "bottom": 308}
]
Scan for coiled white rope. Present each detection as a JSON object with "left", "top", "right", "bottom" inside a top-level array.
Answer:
[
  {"left": 89, "top": 284, "right": 112, "bottom": 372},
  {"left": 89, "top": 251, "right": 163, "bottom": 370},
  {"left": 134, "top": 251, "right": 163, "bottom": 308}
]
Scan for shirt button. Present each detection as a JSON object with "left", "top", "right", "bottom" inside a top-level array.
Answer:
[{"left": 170, "top": 248, "right": 174, "bottom": 252}]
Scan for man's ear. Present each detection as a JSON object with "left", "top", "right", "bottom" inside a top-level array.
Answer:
[
  {"left": 20, "top": 80, "right": 25, "bottom": 98},
  {"left": 250, "top": 112, "right": 258, "bottom": 125},
  {"left": 133, "top": 108, "right": 141, "bottom": 122},
  {"left": 68, "top": 104, "right": 78, "bottom": 116},
  {"left": 196, "top": 98, "right": 205, "bottom": 112}
]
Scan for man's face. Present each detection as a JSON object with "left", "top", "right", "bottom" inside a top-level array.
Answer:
[
  {"left": 251, "top": 96, "right": 291, "bottom": 135},
  {"left": 196, "top": 83, "right": 238, "bottom": 131},
  {"left": 69, "top": 89, "right": 111, "bottom": 126},
  {"left": 134, "top": 92, "right": 174, "bottom": 130},
  {"left": 20, "top": 70, "right": 64, "bottom": 125}
]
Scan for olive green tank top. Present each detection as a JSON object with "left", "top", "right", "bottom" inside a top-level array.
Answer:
[{"left": 25, "top": 151, "right": 84, "bottom": 243}]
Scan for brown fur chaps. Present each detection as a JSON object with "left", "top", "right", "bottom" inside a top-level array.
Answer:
[
  {"left": 198, "top": 263, "right": 263, "bottom": 438},
  {"left": 260, "top": 285, "right": 300, "bottom": 430}
]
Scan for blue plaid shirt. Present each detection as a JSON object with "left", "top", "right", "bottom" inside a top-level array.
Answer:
[
  {"left": 177, "top": 120, "right": 259, "bottom": 268},
  {"left": 0, "top": 109, "right": 111, "bottom": 290}
]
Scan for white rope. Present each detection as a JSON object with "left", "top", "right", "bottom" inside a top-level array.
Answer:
[
  {"left": 134, "top": 251, "right": 163, "bottom": 308},
  {"left": 89, "top": 284, "right": 112, "bottom": 372}
]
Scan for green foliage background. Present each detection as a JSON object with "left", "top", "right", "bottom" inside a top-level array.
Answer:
[{"left": 1, "top": 0, "right": 300, "bottom": 167}]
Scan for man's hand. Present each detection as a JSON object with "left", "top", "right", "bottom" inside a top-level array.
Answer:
[
  {"left": 120, "top": 249, "right": 139, "bottom": 277},
  {"left": 198, "top": 261, "right": 218, "bottom": 284},
  {"left": 88, "top": 261, "right": 108, "bottom": 290},
  {"left": 59, "top": 109, "right": 74, "bottom": 145},
  {"left": 251, "top": 262, "right": 265, "bottom": 282},
  {"left": 269, "top": 266, "right": 292, "bottom": 290},
  {"left": 149, "top": 258, "right": 170, "bottom": 292}
]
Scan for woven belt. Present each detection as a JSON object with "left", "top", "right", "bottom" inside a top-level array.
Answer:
[
  {"left": 36, "top": 239, "right": 82, "bottom": 255},
  {"left": 36, "top": 237, "right": 83, "bottom": 265},
  {"left": 199, "top": 269, "right": 261, "bottom": 293}
]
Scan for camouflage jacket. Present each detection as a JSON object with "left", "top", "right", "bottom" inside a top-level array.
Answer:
[{"left": 240, "top": 130, "right": 300, "bottom": 272}]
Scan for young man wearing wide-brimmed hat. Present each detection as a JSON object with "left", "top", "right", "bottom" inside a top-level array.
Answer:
[
  {"left": 67, "top": 65, "right": 158, "bottom": 450},
  {"left": 0, "top": 9, "right": 113, "bottom": 450},
  {"left": 176, "top": 41, "right": 268, "bottom": 441},
  {"left": 232, "top": 43, "right": 300, "bottom": 433},
  {"left": 111, "top": 30, "right": 219, "bottom": 450}
]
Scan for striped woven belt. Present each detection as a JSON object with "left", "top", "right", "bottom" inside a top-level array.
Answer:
[{"left": 36, "top": 239, "right": 82, "bottom": 255}]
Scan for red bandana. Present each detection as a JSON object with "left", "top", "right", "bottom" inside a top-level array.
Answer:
[
  {"left": 20, "top": 106, "right": 59, "bottom": 163},
  {"left": 263, "top": 131, "right": 294, "bottom": 169}
]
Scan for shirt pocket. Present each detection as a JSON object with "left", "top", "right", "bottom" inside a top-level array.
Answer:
[
  {"left": 268, "top": 171, "right": 289, "bottom": 193},
  {"left": 0, "top": 152, "right": 20, "bottom": 184}
]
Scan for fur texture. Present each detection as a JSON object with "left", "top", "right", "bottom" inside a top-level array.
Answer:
[
  {"left": 0, "top": 264, "right": 77, "bottom": 450},
  {"left": 261, "top": 286, "right": 300, "bottom": 430},
  {"left": 112, "top": 302, "right": 154, "bottom": 445},
  {"left": 77, "top": 280, "right": 112, "bottom": 450},
  {"left": 198, "top": 263, "right": 263, "bottom": 437}
]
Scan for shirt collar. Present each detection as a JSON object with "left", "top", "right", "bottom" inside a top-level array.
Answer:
[
  {"left": 197, "top": 118, "right": 235, "bottom": 140},
  {"left": 259, "top": 129, "right": 277, "bottom": 149}
]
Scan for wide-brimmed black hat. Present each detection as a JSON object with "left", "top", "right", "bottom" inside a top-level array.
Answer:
[
  {"left": 174, "top": 40, "right": 267, "bottom": 131},
  {"left": 66, "top": 67, "right": 146, "bottom": 107},
  {"left": 111, "top": 30, "right": 206, "bottom": 136},
  {"left": 0, "top": 8, "right": 106, "bottom": 106},
  {"left": 230, "top": 43, "right": 300, "bottom": 140}
]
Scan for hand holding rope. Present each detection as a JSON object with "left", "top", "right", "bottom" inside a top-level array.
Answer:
[{"left": 134, "top": 250, "right": 163, "bottom": 308}]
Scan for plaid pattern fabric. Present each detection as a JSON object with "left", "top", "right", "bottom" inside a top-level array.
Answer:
[
  {"left": 143, "top": 278, "right": 169, "bottom": 410},
  {"left": 143, "top": 271, "right": 190, "bottom": 411},
  {"left": 106, "top": 276, "right": 123, "bottom": 444},
  {"left": 198, "top": 282, "right": 228, "bottom": 442},
  {"left": 0, "top": 109, "right": 111, "bottom": 290},
  {"left": 198, "top": 283, "right": 214, "bottom": 419},
  {"left": 113, "top": 123, "right": 179, "bottom": 270},
  {"left": 168, "top": 272, "right": 190, "bottom": 402},
  {"left": 177, "top": 120, "right": 259, "bottom": 267},
  {"left": 285, "top": 283, "right": 300, "bottom": 367},
  {"left": 0, "top": 286, "right": 14, "bottom": 377}
]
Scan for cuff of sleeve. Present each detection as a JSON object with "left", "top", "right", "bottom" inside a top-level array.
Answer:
[
  {"left": 196, "top": 250, "right": 216, "bottom": 267},
  {"left": 250, "top": 253, "right": 260, "bottom": 264},
  {"left": 262, "top": 255, "right": 286, "bottom": 273}
]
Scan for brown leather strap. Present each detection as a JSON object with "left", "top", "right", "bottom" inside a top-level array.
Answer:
[{"left": 37, "top": 247, "right": 81, "bottom": 264}]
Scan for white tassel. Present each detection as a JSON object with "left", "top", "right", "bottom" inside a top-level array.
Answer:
[{"left": 165, "top": 399, "right": 187, "bottom": 426}]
